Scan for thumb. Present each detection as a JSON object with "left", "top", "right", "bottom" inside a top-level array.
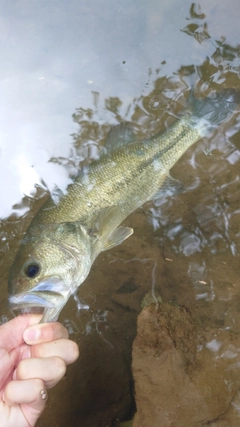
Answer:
[{"left": 0, "top": 315, "right": 42, "bottom": 351}]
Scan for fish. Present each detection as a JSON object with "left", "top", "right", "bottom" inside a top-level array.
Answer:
[{"left": 8, "top": 88, "right": 239, "bottom": 322}]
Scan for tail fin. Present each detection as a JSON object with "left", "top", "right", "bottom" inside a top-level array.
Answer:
[{"left": 188, "top": 88, "right": 240, "bottom": 133}]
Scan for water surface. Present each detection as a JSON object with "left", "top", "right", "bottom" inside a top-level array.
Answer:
[{"left": 0, "top": 0, "right": 240, "bottom": 426}]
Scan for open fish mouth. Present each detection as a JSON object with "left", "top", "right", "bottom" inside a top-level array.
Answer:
[
  {"left": 8, "top": 290, "right": 65, "bottom": 322},
  {"left": 9, "top": 290, "right": 63, "bottom": 309},
  {"left": 9, "top": 277, "right": 68, "bottom": 321}
]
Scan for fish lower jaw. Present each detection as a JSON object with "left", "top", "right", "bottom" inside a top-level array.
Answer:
[
  {"left": 9, "top": 291, "right": 63, "bottom": 310},
  {"left": 9, "top": 290, "right": 70, "bottom": 322}
]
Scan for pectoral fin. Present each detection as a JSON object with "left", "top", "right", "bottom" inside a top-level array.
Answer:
[
  {"left": 93, "top": 206, "right": 121, "bottom": 237},
  {"left": 89, "top": 206, "right": 133, "bottom": 250},
  {"left": 103, "top": 226, "right": 133, "bottom": 250}
]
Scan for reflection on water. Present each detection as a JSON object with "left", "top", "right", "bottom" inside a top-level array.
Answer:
[{"left": 0, "top": 0, "right": 240, "bottom": 425}]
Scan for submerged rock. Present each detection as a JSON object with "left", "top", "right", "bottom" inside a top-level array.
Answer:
[{"left": 132, "top": 303, "right": 240, "bottom": 427}]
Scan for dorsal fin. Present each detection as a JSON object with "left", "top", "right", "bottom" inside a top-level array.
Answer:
[{"left": 104, "top": 122, "right": 136, "bottom": 153}]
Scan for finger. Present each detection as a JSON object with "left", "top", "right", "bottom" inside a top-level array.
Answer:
[
  {"left": 16, "top": 357, "right": 66, "bottom": 388},
  {"left": 0, "top": 314, "right": 42, "bottom": 351},
  {"left": 3, "top": 378, "right": 47, "bottom": 409},
  {"left": 23, "top": 321, "right": 69, "bottom": 345},
  {"left": 30, "top": 339, "right": 79, "bottom": 365}
]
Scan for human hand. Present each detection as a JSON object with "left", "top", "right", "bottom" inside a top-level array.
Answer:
[{"left": 0, "top": 314, "right": 79, "bottom": 427}]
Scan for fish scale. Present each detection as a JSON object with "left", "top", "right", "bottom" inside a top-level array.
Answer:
[{"left": 32, "top": 116, "right": 201, "bottom": 230}]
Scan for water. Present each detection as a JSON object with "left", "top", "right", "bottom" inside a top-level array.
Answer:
[{"left": 0, "top": 1, "right": 240, "bottom": 426}]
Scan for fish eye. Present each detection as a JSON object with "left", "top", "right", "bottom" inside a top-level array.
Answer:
[{"left": 24, "top": 263, "right": 41, "bottom": 279}]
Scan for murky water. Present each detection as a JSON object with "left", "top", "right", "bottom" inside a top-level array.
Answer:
[{"left": 0, "top": 0, "right": 240, "bottom": 426}]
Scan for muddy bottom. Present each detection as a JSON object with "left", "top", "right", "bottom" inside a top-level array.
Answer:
[{"left": 132, "top": 303, "right": 240, "bottom": 427}]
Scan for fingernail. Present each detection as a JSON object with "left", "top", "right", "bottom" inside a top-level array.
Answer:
[{"left": 23, "top": 327, "right": 41, "bottom": 342}]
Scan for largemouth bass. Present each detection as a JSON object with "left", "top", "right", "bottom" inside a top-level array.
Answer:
[{"left": 8, "top": 89, "right": 239, "bottom": 322}]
